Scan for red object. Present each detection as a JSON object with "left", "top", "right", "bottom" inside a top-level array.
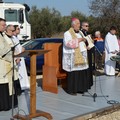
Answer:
[{"left": 71, "top": 17, "right": 78, "bottom": 21}]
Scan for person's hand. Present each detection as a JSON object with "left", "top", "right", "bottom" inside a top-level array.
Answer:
[
  {"left": 88, "top": 34, "right": 92, "bottom": 37},
  {"left": 22, "top": 47, "right": 25, "bottom": 52},
  {"left": 111, "top": 51, "right": 117, "bottom": 54},
  {"left": 78, "top": 38, "right": 86, "bottom": 42},
  {"left": 87, "top": 46, "right": 91, "bottom": 50},
  {"left": 15, "top": 58, "right": 21, "bottom": 64}
]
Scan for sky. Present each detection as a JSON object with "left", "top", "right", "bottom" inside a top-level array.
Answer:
[{"left": 4, "top": 0, "right": 91, "bottom": 16}]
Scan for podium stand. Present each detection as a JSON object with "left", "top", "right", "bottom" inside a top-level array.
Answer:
[
  {"left": 14, "top": 50, "right": 52, "bottom": 120},
  {"left": 43, "top": 43, "right": 67, "bottom": 94}
]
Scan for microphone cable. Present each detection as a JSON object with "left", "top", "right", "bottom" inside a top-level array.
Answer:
[{"left": 98, "top": 75, "right": 119, "bottom": 105}]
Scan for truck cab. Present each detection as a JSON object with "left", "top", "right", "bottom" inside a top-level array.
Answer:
[{"left": 0, "top": 1, "right": 31, "bottom": 40}]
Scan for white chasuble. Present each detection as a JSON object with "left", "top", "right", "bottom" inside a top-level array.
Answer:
[
  {"left": 0, "top": 34, "right": 13, "bottom": 95},
  {"left": 4, "top": 34, "right": 18, "bottom": 80},
  {"left": 12, "top": 36, "right": 30, "bottom": 90}
]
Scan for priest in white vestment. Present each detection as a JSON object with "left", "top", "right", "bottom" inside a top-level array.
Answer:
[
  {"left": 62, "top": 18, "right": 91, "bottom": 95},
  {"left": 3, "top": 25, "right": 19, "bottom": 81},
  {"left": 0, "top": 18, "right": 18, "bottom": 111},
  {"left": 104, "top": 26, "right": 119, "bottom": 76},
  {"left": 12, "top": 25, "right": 30, "bottom": 90}
]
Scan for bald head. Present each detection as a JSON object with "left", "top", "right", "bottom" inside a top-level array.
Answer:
[
  {"left": 71, "top": 18, "right": 80, "bottom": 31},
  {"left": 5, "top": 24, "right": 15, "bottom": 36}
]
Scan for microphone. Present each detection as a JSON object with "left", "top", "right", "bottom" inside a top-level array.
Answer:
[
  {"left": 11, "top": 43, "right": 20, "bottom": 51},
  {"left": 2, "top": 43, "right": 20, "bottom": 58}
]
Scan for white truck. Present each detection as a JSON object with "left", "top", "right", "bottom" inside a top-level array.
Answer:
[{"left": 0, "top": 0, "right": 31, "bottom": 40}]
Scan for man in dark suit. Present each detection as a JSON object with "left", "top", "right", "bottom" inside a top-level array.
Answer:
[{"left": 81, "top": 21, "right": 95, "bottom": 88}]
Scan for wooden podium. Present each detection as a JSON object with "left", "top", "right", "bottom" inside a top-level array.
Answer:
[
  {"left": 43, "top": 43, "right": 67, "bottom": 94},
  {"left": 14, "top": 50, "right": 52, "bottom": 120}
]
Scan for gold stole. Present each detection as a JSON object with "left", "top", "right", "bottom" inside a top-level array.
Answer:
[{"left": 69, "top": 28, "right": 85, "bottom": 65}]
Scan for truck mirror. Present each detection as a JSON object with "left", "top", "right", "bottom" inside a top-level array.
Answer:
[
  {"left": 19, "top": 9, "right": 24, "bottom": 23},
  {"left": 22, "top": 35, "right": 29, "bottom": 40},
  {"left": 20, "top": 25, "right": 23, "bottom": 29}
]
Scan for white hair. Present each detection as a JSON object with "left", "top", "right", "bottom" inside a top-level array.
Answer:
[
  {"left": 95, "top": 31, "right": 100, "bottom": 36},
  {"left": 71, "top": 21, "right": 76, "bottom": 26}
]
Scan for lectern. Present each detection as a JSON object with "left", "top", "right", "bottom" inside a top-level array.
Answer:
[
  {"left": 14, "top": 50, "right": 52, "bottom": 120},
  {"left": 43, "top": 43, "right": 67, "bottom": 94}
]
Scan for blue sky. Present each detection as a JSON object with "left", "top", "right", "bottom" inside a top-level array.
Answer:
[{"left": 4, "top": 0, "right": 91, "bottom": 16}]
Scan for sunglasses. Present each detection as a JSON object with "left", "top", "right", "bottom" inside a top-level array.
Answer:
[
  {"left": 85, "top": 25, "right": 89, "bottom": 27},
  {"left": 10, "top": 29, "right": 15, "bottom": 32}
]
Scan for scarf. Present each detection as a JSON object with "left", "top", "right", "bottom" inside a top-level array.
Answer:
[{"left": 69, "top": 27, "right": 85, "bottom": 65}]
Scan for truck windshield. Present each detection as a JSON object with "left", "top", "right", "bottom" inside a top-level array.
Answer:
[{"left": 5, "top": 9, "right": 18, "bottom": 21}]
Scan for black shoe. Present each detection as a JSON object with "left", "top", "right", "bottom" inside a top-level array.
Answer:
[{"left": 78, "top": 91, "right": 84, "bottom": 94}]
